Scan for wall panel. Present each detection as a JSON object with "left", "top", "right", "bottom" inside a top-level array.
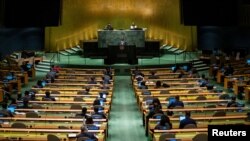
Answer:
[{"left": 45, "top": 0, "right": 196, "bottom": 52}]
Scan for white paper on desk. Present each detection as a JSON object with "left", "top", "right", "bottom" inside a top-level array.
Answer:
[
  {"left": 14, "top": 112, "right": 26, "bottom": 115},
  {"left": 67, "top": 133, "right": 76, "bottom": 137}
]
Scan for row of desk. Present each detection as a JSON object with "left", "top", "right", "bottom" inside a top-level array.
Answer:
[{"left": 1, "top": 67, "right": 115, "bottom": 141}]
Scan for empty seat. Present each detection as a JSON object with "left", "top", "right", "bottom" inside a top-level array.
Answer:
[
  {"left": 32, "top": 104, "right": 44, "bottom": 109},
  {"left": 47, "top": 134, "right": 60, "bottom": 141},
  {"left": 26, "top": 112, "right": 39, "bottom": 118},
  {"left": 152, "top": 113, "right": 164, "bottom": 119},
  {"left": 219, "top": 94, "right": 230, "bottom": 100},
  {"left": 70, "top": 104, "right": 82, "bottom": 110},
  {"left": 11, "top": 122, "right": 26, "bottom": 128},
  {"left": 188, "top": 90, "right": 198, "bottom": 93},
  {"left": 213, "top": 111, "right": 226, "bottom": 117},
  {"left": 196, "top": 96, "right": 207, "bottom": 100},
  {"left": 204, "top": 104, "right": 216, "bottom": 108},
  {"left": 192, "top": 133, "right": 208, "bottom": 141},
  {"left": 58, "top": 126, "right": 69, "bottom": 129},
  {"left": 74, "top": 97, "right": 84, "bottom": 101},
  {"left": 51, "top": 91, "right": 60, "bottom": 94},
  {"left": 160, "top": 90, "right": 170, "bottom": 94},
  {"left": 183, "top": 124, "right": 197, "bottom": 129},
  {"left": 159, "top": 133, "right": 176, "bottom": 141},
  {"left": 77, "top": 137, "right": 92, "bottom": 141}
]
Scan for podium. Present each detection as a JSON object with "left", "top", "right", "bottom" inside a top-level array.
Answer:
[{"left": 104, "top": 45, "right": 137, "bottom": 65}]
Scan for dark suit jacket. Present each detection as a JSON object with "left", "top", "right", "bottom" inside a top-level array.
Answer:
[
  {"left": 179, "top": 117, "right": 197, "bottom": 129},
  {"left": 168, "top": 101, "right": 184, "bottom": 108},
  {"left": 76, "top": 132, "right": 98, "bottom": 140}
]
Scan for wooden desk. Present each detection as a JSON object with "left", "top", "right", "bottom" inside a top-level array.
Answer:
[
  {"left": 245, "top": 86, "right": 250, "bottom": 102},
  {"left": 47, "top": 83, "right": 113, "bottom": 87},
  {"left": 35, "top": 93, "right": 112, "bottom": 98},
  {"left": 14, "top": 109, "right": 109, "bottom": 119},
  {"left": 233, "top": 82, "right": 247, "bottom": 95},
  {"left": 53, "top": 78, "right": 114, "bottom": 83},
  {"left": 32, "top": 87, "right": 113, "bottom": 92},
  {"left": 0, "top": 88, "right": 3, "bottom": 102},
  {"left": 0, "top": 128, "right": 105, "bottom": 141},
  {"left": 153, "top": 128, "right": 207, "bottom": 141}
]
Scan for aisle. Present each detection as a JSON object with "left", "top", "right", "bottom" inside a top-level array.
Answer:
[{"left": 107, "top": 76, "right": 147, "bottom": 141}]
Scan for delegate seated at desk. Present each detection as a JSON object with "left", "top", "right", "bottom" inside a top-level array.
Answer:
[
  {"left": 76, "top": 125, "right": 98, "bottom": 141},
  {"left": 179, "top": 111, "right": 197, "bottom": 129},
  {"left": 104, "top": 23, "right": 113, "bottom": 30},
  {"left": 130, "top": 22, "right": 137, "bottom": 30},
  {"left": 0, "top": 103, "right": 14, "bottom": 117}
]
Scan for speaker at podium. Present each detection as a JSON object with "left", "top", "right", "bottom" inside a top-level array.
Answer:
[{"left": 105, "top": 44, "right": 137, "bottom": 65}]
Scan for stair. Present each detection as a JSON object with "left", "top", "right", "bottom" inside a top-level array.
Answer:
[
  {"left": 190, "top": 59, "right": 210, "bottom": 71},
  {"left": 59, "top": 51, "right": 69, "bottom": 56},
  {"left": 35, "top": 59, "right": 51, "bottom": 72},
  {"left": 59, "top": 46, "right": 83, "bottom": 56},
  {"left": 160, "top": 45, "right": 185, "bottom": 55}
]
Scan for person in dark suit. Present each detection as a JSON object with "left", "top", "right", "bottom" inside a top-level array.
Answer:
[
  {"left": 167, "top": 95, "right": 184, "bottom": 116},
  {"left": 154, "top": 114, "right": 172, "bottom": 130},
  {"left": 91, "top": 106, "right": 106, "bottom": 119},
  {"left": 76, "top": 125, "right": 98, "bottom": 140},
  {"left": 227, "top": 96, "right": 238, "bottom": 107},
  {"left": 43, "top": 91, "right": 56, "bottom": 101},
  {"left": 88, "top": 77, "right": 97, "bottom": 84},
  {"left": 132, "top": 66, "right": 141, "bottom": 76},
  {"left": 105, "top": 23, "right": 113, "bottom": 30},
  {"left": 138, "top": 81, "right": 148, "bottom": 89},
  {"left": 224, "top": 64, "right": 234, "bottom": 76},
  {"left": 76, "top": 107, "right": 89, "bottom": 118},
  {"left": 155, "top": 81, "right": 162, "bottom": 88},
  {"left": 130, "top": 22, "right": 137, "bottom": 30},
  {"left": 148, "top": 71, "right": 159, "bottom": 79},
  {"left": 179, "top": 111, "right": 197, "bottom": 129},
  {"left": 168, "top": 95, "right": 184, "bottom": 108},
  {"left": 22, "top": 91, "right": 30, "bottom": 108},
  {"left": 145, "top": 105, "right": 164, "bottom": 136},
  {"left": 150, "top": 98, "right": 162, "bottom": 110},
  {"left": 78, "top": 86, "right": 91, "bottom": 95},
  {"left": 0, "top": 103, "right": 14, "bottom": 117}
]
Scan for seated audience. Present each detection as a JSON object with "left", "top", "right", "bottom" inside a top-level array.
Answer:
[
  {"left": 51, "top": 65, "right": 61, "bottom": 72},
  {"left": 148, "top": 71, "right": 159, "bottom": 79},
  {"left": 22, "top": 91, "right": 30, "bottom": 108},
  {"left": 76, "top": 125, "right": 98, "bottom": 141},
  {"left": 78, "top": 86, "right": 91, "bottom": 95},
  {"left": 43, "top": 91, "right": 56, "bottom": 101},
  {"left": 162, "top": 83, "right": 170, "bottom": 88},
  {"left": 93, "top": 97, "right": 101, "bottom": 106},
  {"left": 224, "top": 64, "right": 234, "bottom": 76},
  {"left": 104, "top": 23, "right": 113, "bottom": 30},
  {"left": 154, "top": 114, "right": 172, "bottom": 130},
  {"left": 146, "top": 105, "right": 164, "bottom": 136},
  {"left": 76, "top": 107, "right": 90, "bottom": 118},
  {"left": 130, "top": 22, "right": 137, "bottom": 30},
  {"left": 101, "top": 76, "right": 111, "bottom": 84},
  {"left": 138, "top": 81, "right": 148, "bottom": 89},
  {"left": 168, "top": 95, "right": 184, "bottom": 109},
  {"left": 198, "top": 74, "right": 209, "bottom": 87},
  {"left": 0, "top": 103, "right": 14, "bottom": 117},
  {"left": 46, "top": 68, "right": 57, "bottom": 79},
  {"left": 150, "top": 98, "right": 162, "bottom": 109},
  {"left": 227, "top": 96, "right": 239, "bottom": 107},
  {"left": 9, "top": 98, "right": 17, "bottom": 107},
  {"left": 155, "top": 81, "right": 162, "bottom": 88},
  {"left": 179, "top": 111, "right": 197, "bottom": 129},
  {"left": 132, "top": 66, "right": 141, "bottom": 76},
  {"left": 88, "top": 77, "right": 97, "bottom": 84},
  {"left": 91, "top": 106, "right": 106, "bottom": 119}
]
